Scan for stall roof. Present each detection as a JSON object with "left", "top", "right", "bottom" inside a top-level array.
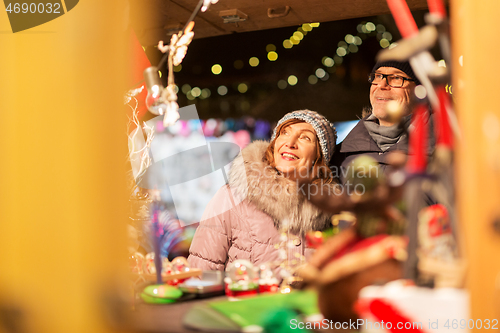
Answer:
[{"left": 130, "top": 0, "right": 430, "bottom": 45}]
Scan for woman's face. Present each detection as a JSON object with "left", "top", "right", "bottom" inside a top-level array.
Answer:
[{"left": 273, "top": 122, "right": 318, "bottom": 180}]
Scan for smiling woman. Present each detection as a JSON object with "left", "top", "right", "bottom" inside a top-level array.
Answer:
[
  {"left": 188, "top": 110, "right": 339, "bottom": 272},
  {"left": 266, "top": 119, "right": 335, "bottom": 185}
]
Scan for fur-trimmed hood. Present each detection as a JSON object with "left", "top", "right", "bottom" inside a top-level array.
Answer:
[{"left": 228, "top": 140, "right": 334, "bottom": 236}]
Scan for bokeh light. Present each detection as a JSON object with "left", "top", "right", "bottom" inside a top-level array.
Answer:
[
  {"left": 249, "top": 57, "right": 260, "bottom": 67},
  {"left": 315, "top": 68, "right": 326, "bottom": 78},
  {"left": 182, "top": 84, "right": 191, "bottom": 94},
  {"left": 266, "top": 44, "right": 276, "bottom": 52},
  {"left": 267, "top": 52, "right": 278, "bottom": 61},
  {"left": 283, "top": 39, "right": 293, "bottom": 49},
  {"left": 211, "top": 64, "right": 222, "bottom": 75},
  {"left": 238, "top": 83, "right": 248, "bottom": 93},
  {"left": 308, "top": 75, "right": 318, "bottom": 84},
  {"left": 217, "top": 85, "right": 228, "bottom": 96},
  {"left": 191, "top": 87, "right": 201, "bottom": 97}
]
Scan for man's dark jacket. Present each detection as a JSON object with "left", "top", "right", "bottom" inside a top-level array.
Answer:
[{"left": 330, "top": 116, "right": 409, "bottom": 185}]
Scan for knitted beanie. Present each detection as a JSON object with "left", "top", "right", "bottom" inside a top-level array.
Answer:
[
  {"left": 271, "top": 110, "right": 337, "bottom": 163},
  {"left": 372, "top": 60, "right": 421, "bottom": 85}
]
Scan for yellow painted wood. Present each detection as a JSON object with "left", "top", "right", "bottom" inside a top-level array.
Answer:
[
  {"left": 452, "top": 0, "right": 500, "bottom": 323},
  {"left": 0, "top": 2, "right": 130, "bottom": 333}
]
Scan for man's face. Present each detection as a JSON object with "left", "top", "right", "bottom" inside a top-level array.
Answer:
[{"left": 369, "top": 67, "right": 415, "bottom": 126}]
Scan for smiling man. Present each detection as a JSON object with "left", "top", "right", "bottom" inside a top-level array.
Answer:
[{"left": 331, "top": 61, "right": 425, "bottom": 184}]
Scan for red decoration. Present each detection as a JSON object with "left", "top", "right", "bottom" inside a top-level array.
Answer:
[
  {"left": 434, "top": 87, "right": 454, "bottom": 149},
  {"left": 427, "top": 0, "right": 447, "bottom": 18},
  {"left": 386, "top": 0, "right": 419, "bottom": 38},
  {"left": 407, "top": 104, "right": 428, "bottom": 173},
  {"left": 356, "top": 298, "right": 428, "bottom": 333}
]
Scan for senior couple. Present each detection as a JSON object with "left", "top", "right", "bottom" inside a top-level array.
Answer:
[{"left": 188, "top": 61, "right": 422, "bottom": 271}]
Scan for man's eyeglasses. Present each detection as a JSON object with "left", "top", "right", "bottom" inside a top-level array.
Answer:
[{"left": 368, "top": 73, "right": 414, "bottom": 88}]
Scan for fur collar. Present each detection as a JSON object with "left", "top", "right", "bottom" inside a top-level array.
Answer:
[{"left": 228, "top": 140, "right": 334, "bottom": 236}]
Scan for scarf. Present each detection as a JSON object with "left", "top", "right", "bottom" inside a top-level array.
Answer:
[{"left": 363, "top": 114, "right": 412, "bottom": 152}]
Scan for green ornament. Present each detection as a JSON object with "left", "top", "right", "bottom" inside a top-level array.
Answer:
[
  {"left": 346, "top": 155, "right": 383, "bottom": 193},
  {"left": 141, "top": 284, "right": 183, "bottom": 304}
]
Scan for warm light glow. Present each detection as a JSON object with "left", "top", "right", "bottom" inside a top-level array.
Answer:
[
  {"left": 238, "top": 83, "right": 248, "bottom": 93},
  {"left": 267, "top": 52, "right": 278, "bottom": 61},
  {"left": 322, "top": 57, "right": 334, "bottom": 67},
  {"left": 249, "top": 57, "right": 260, "bottom": 67},
  {"left": 283, "top": 40, "right": 293, "bottom": 49},
  {"left": 290, "top": 37, "right": 299, "bottom": 45},
  {"left": 366, "top": 22, "right": 376, "bottom": 32},
  {"left": 315, "top": 68, "right": 326, "bottom": 79},
  {"left": 414, "top": 86, "right": 427, "bottom": 99},
  {"left": 217, "top": 85, "right": 228, "bottom": 96},
  {"left": 266, "top": 44, "right": 276, "bottom": 52},
  {"left": 211, "top": 64, "right": 222, "bottom": 75},
  {"left": 302, "top": 23, "right": 312, "bottom": 31},
  {"left": 376, "top": 24, "right": 386, "bottom": 33},
  {"left": 191, "top": 87, "right": 201, "bottom": 97},
  {"left": 293, "top": 31, "right": 304, "bottom": 40},
  {"left": 277, "top": 80, "right": 287, "bottom": 89},
  {"left": 234, "top": 60, "right": 244, "bottom": 69},
  {"left": 173, "top": 65, "right": 182, "bottom": 72},
  {"left": 158, "top": 71, "right": 162, "bottom": 78},
  {"left": 382, "top": 32, "right": 393, "bottom": 41},
  {"left": 182, "top": 84, "right": 191, "bottom": 94},
  {"left": 287, "top": 75, "right": 298, "bottom": 86},
  {"left": 354, "top": 36, "right": 362, "bottom": 45},
  {"left": 186, "top": 91, "right": 195, "bottom": 100},
  {"left": 336, "top": 47, "right": 347, "bottom": 57},
  {"left": 345, "top": 34, "right": 354, "bottom": 44},
  {"left": 380, "top": 39, "right": 390, "bottom": 48},
  {"left": 173, "top": 85, "right": 179, "bottom": 94},
  {"left": 200, "top": 88, "right": 211, "bottom": 99},
  {"left": 349, "top": 44, "right": 358, "bottom": 53},
  {"left": 310, "top": 22, "right": 320, "bottom": 27},
  {"left": 308, "top": 75, "right": 318, "bottom": 84}
]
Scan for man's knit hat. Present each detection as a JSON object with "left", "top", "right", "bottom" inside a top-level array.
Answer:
[
  {"left": 271, "top": 110, "right": 337, "bottom": 163},
  {"left": 372, "top": 60, "right": 421, "bottom": 85}
]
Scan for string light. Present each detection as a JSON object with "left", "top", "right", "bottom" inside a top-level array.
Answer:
[
  {"left": 266, "top": 44, "right": 276, "bottom": 52},
  {"left": 267, "top": 52, "right": 278, "bottom": 61},
  {"left": 283, "top": 40, "right": 293, "bottom": 49},
  {"left": 287, "top": 75, "right": 298, "bottom": 86},
  {"left": 238, "top": 83, "right": 248, "bottom": 93},
  {"left": 191, "top": 87, "right": 201, "bottom": 97},
  {"left": 211, "top": 64, "right": 222, "bottom": 75},
  {"left": 308, "top": 21, "right": 394, "bottom": 85},
  {"left": 217, "top": 85, "right": 228, "bottom": 96},
  {"left": 308, "top": 75, "right": 318, "bottom": 84},
  {"left": 249, "top": 57, "right": 259, "bottom": 67},
  {"left": 181, "top": 84, "right": 191, "bottom": 94},
  {"left": 315, "top": 68, "right": 326, "bottom": 79}
]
